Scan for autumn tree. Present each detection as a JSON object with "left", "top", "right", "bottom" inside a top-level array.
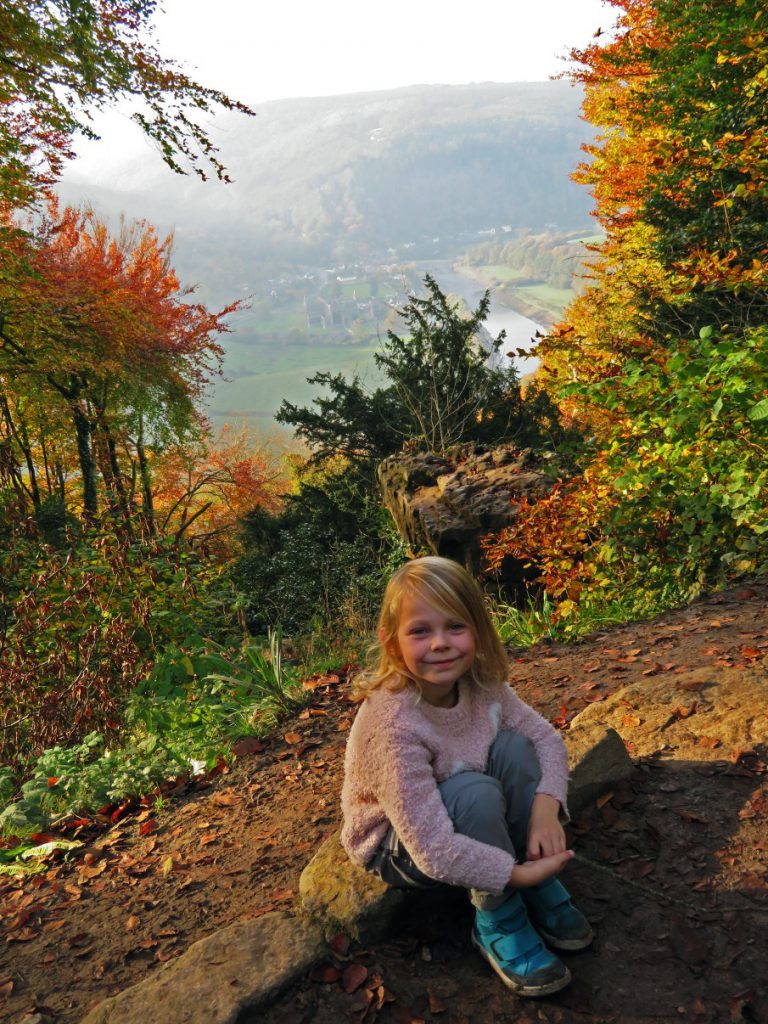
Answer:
[
  {"left": 0, "top": 203, "right": 237, "bottom": 523},
  {"left": 487, "top": 0, "right": 768, "bottom": 611},
  {"left": 151, "top": 425, "right": 288, "bottom": 556},
  {"left": 0, "top": 0, "right": 254, "bottom": 208}
]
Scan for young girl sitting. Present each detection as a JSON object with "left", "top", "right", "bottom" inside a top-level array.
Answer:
[{"left": 341, "top": 556, "right": 592, "bottom": 997}]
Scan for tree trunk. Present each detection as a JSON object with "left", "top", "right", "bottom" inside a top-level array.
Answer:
[
  {"left": 71, "top": 401, "right": 98, "bottom": 519},
  {"left": 135, "top": 413, "right": 156, "bottom": 537},
  {"left": 0, "top": 395, "right": 40, "bottom": 510}
]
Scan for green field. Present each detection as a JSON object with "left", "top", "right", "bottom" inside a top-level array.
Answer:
[
  {"left": 516, "top": 283, "right": 576, "bottom": 314},
  {"left": 207, "top": 336, "right": 385, "bottom": 429}
]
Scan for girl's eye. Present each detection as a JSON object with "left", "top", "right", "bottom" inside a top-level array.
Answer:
[{"left": 448, "top": 623, "right": 467, "bottom": 632}]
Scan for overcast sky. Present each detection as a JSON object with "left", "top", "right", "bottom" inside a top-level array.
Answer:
[
  {"left": 152, "top": 0, "right": 611, "bottom": 105},
  {"left": 65, "top": 0, "right": 612, "bottom": 180}
]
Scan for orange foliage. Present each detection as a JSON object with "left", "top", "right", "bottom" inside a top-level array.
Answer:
[
  {"left": 482, "top": 472, "right": 614, "bottom": 602},
  {"left": 151, "top": 425, "right": 289, "bottom": 557}
]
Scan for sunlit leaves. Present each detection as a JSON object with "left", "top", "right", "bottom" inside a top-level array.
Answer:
[{"left": 493, "top": 0, "right": 768, "bottom": 612}]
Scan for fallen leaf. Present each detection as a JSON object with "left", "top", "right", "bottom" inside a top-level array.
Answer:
[
  {"left": 138, "top": 820, "right": 157, "bottom": 837},
  {"left": 672, "top": 704, "right": 697, "bottom": 719},
  {"left": 675, "top": 809, "right": 708, "bottom": 825},
  {"left": 617, "top": 858, "right": 656, "bottom": 880},
  {"left": 232, "top": 737, "right": 264, "bottom": 757},
  {"left": 310, "top": 963, "right": 342, "bottom": 983},
  {"left": 742, "top": 646, "right": 764, "bottom": 660},
  {"left": 42, "top": 918, "right": 66, "bottom": 932},
  {"left": 269, "top": 887, "right": 294, "bottom": 901},
  {"left": 0, "top": 979, "right": 13, "bottom": 998},
  {"left": 698, "top": 736, "right": 721, "bottom": 749},
  {"left": 126, "top": 914, "right": 141, "bottom": 932},
  {"left": 284, "top": 732, "right": 302, "bottom": 745},
  {"left": 596, "top": 792, "right": 614, "bottom": 809},
  {"left": 212, "top": 792, "right": 241, "bottom": 808},
  {"left": 621, "top": 713, "right": 641, "bottom": 728},
  {"left": 78, "top": 860, "right": 107, "bottom": 882},
  {"left": 329, "top": 932, "right": 351, "bottom": 957},
  {"left": 342, "top": 962, "right": 368, "bottom": 993},
  {"left": 428, "top": 991, "right": 448, "bottom": 1013}
]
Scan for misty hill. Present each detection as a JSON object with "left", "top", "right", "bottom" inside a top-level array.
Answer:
[{"left": 60, "top": 82, "right": 593, "bottom": 279}]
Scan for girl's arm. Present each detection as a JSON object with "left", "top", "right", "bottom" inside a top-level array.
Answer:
[{"left": 499, "top": 686, "right": 570, "bottom": 817}]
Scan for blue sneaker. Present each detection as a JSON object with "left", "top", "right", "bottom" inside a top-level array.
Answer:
[
  {"left": 521, "top": 877, "right": 593, "bottom": 951},
  {"left": 471, "top": 894, "right": 571, "bottom": 997}
]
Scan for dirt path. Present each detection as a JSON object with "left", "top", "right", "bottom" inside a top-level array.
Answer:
[{"left": 1, "top": 580, "right": 767, "bottom": 1024}]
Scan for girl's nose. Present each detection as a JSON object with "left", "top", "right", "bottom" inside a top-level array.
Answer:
[{"left": 431, "top": 632, "right": 449, "bottom": 649}]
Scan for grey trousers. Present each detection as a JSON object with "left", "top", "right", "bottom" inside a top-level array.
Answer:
[{"left": 366, "top": 729, "right": 542, "bottom": 910}]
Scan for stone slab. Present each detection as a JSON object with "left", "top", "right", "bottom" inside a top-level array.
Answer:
[
  {"left": 299, "top": 827, "right": 405, "bottom": 941},
  {"left": 564, "top": 725, "right": 634, "bottom": 815},
  {"left": 80, "top": 912, "right": 326, "bottom": 1024},
  {"left": 569, "top": 665, "right": 768, "bottom": 761}
]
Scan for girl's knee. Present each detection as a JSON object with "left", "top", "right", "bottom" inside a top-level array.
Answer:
[
  {"left": 491, "top": 730, "right": 541, "bottom": 776},
  {"left": 441, "top": 772, "right": 506, "bottom": 828}
]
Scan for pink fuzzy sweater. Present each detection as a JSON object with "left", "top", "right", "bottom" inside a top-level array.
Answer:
[{"left": 340, "top": 679, "right": 569, "bottom": 895}]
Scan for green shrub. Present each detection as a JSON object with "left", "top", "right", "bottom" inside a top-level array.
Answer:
[
  {"left": 0, "top": 530, "right": 240, "bottom": 771},
  {"left": 0, "top": 630, "right": 306, "bottom": 837}
]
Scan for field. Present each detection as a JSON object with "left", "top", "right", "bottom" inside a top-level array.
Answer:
[
  {"left": 515, "top": 282, "right": 576, "bottom": 315},
  {"left": 207, "top": 334, "right": 385, "bottom": 429}
]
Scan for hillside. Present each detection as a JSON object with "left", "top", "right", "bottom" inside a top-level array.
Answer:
[{"left": 59, "top": 82, "right": 593, "bottom": 283}]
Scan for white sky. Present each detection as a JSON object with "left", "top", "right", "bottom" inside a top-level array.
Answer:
[
  {"left": 66, "top": 0, "right": 613, "bottom": 177},
  {"left": 152, "top": 0, "right": 612, "bottom": 105}
]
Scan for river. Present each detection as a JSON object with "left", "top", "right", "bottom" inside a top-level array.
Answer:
[{"left": 411, "top": 259, "right": 542, "bottom": 378}]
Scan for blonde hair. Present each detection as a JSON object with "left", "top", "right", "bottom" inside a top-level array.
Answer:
[{"left": 353, "top": 556, "right": 509, "bottom": 698}]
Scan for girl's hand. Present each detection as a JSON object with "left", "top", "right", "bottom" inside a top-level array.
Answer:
[
  {"left": 527, "top": 793, "right": 566, "bottom": 861},
  {"left": 509, "top": 849, "right": 573, "bottom": 887}
]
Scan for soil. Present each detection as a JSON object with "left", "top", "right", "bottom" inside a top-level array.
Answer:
[{"left": 1, "top": 579, "right": 767, "bottom": 1024}]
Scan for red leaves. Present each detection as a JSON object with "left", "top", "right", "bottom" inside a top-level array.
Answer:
[
  {"left": 738, "top": 787, "right": 768, "bottom": 820},
  {"left": 550, "top": 705, "right": 569, "bottom": 729},
  {"left": 329, "top": 932, "right": 351, "bottom": 957},
  {"left": 138, "top": 820, "right": 157, "bottom": 837},
  {"left": 342, "top": 963, "right": 368, "bottom": 994},
  {"left": 310, "top": 964, "right": 342, "bottom": 984},
  {"left": 617, "top": 858, "right": 656, "bottom": 880}
]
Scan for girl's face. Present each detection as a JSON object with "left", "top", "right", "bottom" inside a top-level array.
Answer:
[{"left": 393, "top": 591, "right": 476, "bottom": 707}]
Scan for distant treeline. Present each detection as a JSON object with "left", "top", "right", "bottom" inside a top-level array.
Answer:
[{"left": 462, "top": 230, "right": 599, "bottom": 291}]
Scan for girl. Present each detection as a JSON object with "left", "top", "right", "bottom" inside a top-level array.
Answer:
[{"left": 341, "top": 556, "right": 592, "bottom": 998}]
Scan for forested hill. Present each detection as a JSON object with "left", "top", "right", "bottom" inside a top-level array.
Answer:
[{"left": 59, "top": 82, "right": 592, "bottom": 267}]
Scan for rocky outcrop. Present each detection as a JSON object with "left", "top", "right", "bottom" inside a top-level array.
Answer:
[
  {"left": 377, "top": 445, "right": 562, "bottom": 594},
  {"left": 299, "top": 830, "right": 405, "bottom": 942},
  {"left": 566, "top": 726, "right": 635, "bottom": 815},
  {"left": 569, "top": 664, "right": 768, "bottom": 762}
]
